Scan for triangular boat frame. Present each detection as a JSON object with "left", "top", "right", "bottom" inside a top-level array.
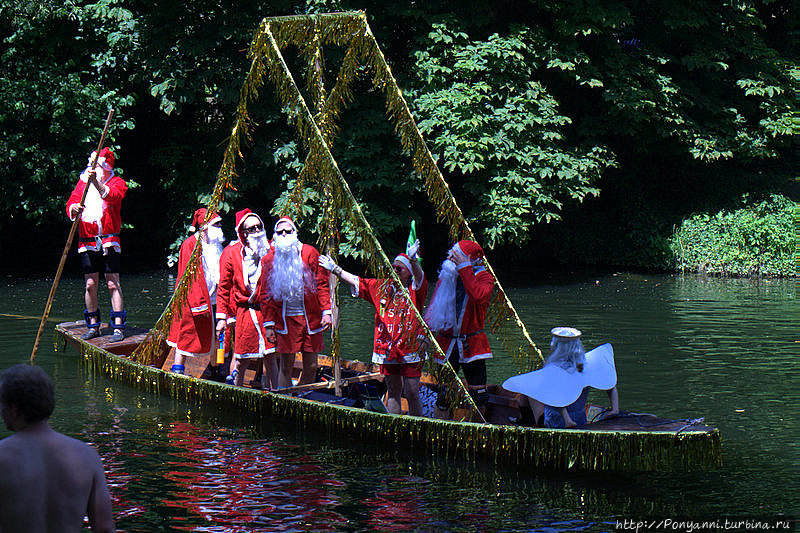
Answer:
[{"left": 133, "top": 11, "right": 545, "bottom": 420}]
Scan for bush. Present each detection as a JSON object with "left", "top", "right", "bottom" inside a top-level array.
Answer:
[{"left": 669, "top": 194, "right": 796, "bottom": 277}]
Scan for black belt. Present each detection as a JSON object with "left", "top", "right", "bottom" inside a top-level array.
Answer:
[
  {"left": 79, "top": 233, "right": 120, "bottom": 243},
  {"left": 441, "top": 329, "right": 484, "bottom": 340},
  {"left": 238, "top": 302, "right": 261, "bottom": 310}
]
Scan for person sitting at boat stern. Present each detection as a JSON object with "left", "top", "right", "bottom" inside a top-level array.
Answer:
[
  {"left": 166, "top": 209, "right": 225, "bottom": 376},
  {"left": 319, "top": 239, "right": 427, "bottom": 415},
  {"left": 259, "top": 217, "right": 332, "bottom": 388},
  {"left": 216, "top": 209, "right": 278, "bottom": 388},
  {"left": 424, "top": 240, "right": 493, "bottom": 419},
  {"left": 502, "top": 327, "right": 619, "bottom": 428},
  {"left": 66, "top": 148, "right": 129, "bottom": 343}
]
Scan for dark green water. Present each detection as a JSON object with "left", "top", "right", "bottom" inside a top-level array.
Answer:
[{"left": 0, "top": 272, "right": 796, "bottom": 531}]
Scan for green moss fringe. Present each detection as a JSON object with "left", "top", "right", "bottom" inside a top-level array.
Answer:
[{"left": 65, "top": 330, "right": 722, "bottom": 473}]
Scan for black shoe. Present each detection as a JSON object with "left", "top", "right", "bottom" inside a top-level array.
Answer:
[
  {"left": 108, "top": 329, "right": 125, "bottom": 343},
  {"left": 81, "top": 328, "right": 101, "bottom": 340}
]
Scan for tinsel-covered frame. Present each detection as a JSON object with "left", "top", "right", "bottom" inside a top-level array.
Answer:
[
  {"left": 68, "top": 12, "right": 723, "bottom": 471},
  {"left": 132, "top": 11, "right": 545, "bottom": 418}
]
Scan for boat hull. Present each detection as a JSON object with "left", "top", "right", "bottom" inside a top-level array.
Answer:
[{"left": 55, "top": 322, "right": 722, "bottom": 472}]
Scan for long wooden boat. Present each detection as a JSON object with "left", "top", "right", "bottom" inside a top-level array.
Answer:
[{"left": 55, "top": 320, "right": 721, "bottom": 472}]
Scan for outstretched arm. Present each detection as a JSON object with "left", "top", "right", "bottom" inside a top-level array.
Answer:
[
  {"left": 606, "top": 386, "right": 619, "bottom": 416},
  {"left": 319, "top": 255, "right": 359, "bottom": 289}
]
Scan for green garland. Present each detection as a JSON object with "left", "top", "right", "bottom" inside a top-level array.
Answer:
[{"left": 60, "top": 326, "right": 722, "bottom": 472}]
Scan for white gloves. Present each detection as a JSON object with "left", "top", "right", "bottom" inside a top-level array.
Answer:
[
  {"left": 406, "top": 239, "right": 420, "bottom": 261},
  {"left": 318, "top": 255, "right": 337, "bottom": 271}
]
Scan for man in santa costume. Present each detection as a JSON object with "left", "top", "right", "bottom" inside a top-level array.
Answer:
[
  {"left": 259, "top": 217, "right": 332, "bottom": 388},
  {"left": 424, "top": 240, "right": 494, "bottom": 417},
  {"left": 66, "top": 147, "right": 128, "bottom": 342},
  {"left": 166, "top": 208, "right": 225, "bottom": 375},
  {"left": 318, "top": 239, "right": 427, "bottom": 415},
  {"left": 216, "top": 209, "right": 277, "bottom": 388}
]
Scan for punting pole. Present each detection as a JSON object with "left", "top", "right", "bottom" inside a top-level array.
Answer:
[{"left": 30, "top": 108, "right": 115, "bottom": 365}]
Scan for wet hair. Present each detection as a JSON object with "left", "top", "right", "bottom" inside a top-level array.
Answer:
[{"left": 0, "top": 364, "right": 55, "bottom": 423}]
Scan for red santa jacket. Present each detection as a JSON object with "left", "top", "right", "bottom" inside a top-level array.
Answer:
[
  {"left": 357, "top": 275, "right": 428, "bottom": 365},
  {"left": 258, "top": 243, "right": 331, "bottom": 335},
  {"left": 65, "top": 173, "right": 128, "bottom": 253},
  {"left": 217, "top": 241, "right": 274, "bottom": 357},
  {"left": 432, "top": 263, "right": 494, "bottom": 364},
  {"left": 166, "top": 234, "right": 214, "bottom": 357}
]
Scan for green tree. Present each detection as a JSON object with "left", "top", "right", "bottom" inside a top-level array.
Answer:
[
  {"left": 0, "top": 0, "right": 137, "bottom": 224},
  {"left": 410, "top": 24, "right": 614, "bottom": 247}
]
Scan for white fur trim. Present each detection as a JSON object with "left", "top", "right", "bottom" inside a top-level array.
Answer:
[
  {"left": 274, "top": 217, "right": 297, "bottom": 234},
  {"left": 393, "top": 254, "right": 413, "bottom": 274}
]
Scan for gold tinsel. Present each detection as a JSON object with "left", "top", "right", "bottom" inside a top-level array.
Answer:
[
  {"left": 62, "top": 326, "right": 722, "bottom": 472},
  {"left": 134, "top": 11, "right": 571, "bottom": 419}
]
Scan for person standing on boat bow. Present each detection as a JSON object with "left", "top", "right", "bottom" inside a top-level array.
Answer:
[
  {"left": 216, "top": 209, "right": 277, "bottom": 388},
  {"left": 66, "top": 148, "right": 128, "bottom": 342},
  {"left": 259, "top": 217, "right": 332, "bottom": 388},
  {"left": 166, "top": 208, "right": 224, "bottom": 375},
  {"left": 425, "top": 240, "right": 494, "bottom": 418},
  {"left": 318, "top": 240, "right": 427, "bottom": 415}
]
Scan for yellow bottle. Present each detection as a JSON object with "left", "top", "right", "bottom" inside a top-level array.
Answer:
[{"left": 216, "top": 330, "right": 225, "bottom": 364}]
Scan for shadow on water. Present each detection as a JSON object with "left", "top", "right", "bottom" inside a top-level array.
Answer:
[{"left": 0, "top": 272, "right": 797, "bottom": 530}]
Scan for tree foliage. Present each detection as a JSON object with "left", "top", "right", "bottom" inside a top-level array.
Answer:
[
  {"left": 670, "top": 194, "right": 795, "bottom": 276},
  {"left": 0, "top": 0, "right": 137, "bottom": 224},
  {"left": 410, "top": 24, "right": 613, "bottom": 247},
  {"left": 0, "top": 0, "right": 795, "bottom": 272}
]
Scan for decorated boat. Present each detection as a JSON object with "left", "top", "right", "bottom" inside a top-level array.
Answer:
[
  {"left": 54, "top": 11, "right": 720, "bottom": 472},
  {"left": 55, "top": 321, "right": 721, "bottom": 472}
]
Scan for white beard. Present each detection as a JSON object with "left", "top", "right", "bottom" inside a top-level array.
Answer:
[
  {"left": 205, "top": 225, "right": 225, "bottom": 245},
  {"left": 268, "top": 234, "right": 314, "bottom": 301},
  {"left": 241, "top": 231, "right": 268, "bottom": 293},
  {"left": 246, "top": 231, "right": 270, "bottom": 257},
  {"left": 79, "top": 167, "right": 105, "bottom": 228},
  {"left": 424, "top": 259, "right": 459, "bottom": 332},
  {"left": 201, "top": 238, "right": 223, "bottom": 285}
]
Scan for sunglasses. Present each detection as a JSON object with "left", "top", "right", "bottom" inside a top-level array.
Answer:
[
  {"left": 275, "top": 228, "right": 294, "bottom": 235},
  {"left": 242, "top": 223, "right": 263, "bottom": 235},
  {"left": 393, "top": 265, "right": 406, "bottom": 273}
]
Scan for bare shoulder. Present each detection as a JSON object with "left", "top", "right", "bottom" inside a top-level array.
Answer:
[{"left": 54, "top": 432, "right": 104, "bottom": 466}]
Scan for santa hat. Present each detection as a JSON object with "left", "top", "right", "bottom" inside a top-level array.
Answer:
[
  {"left": 454, "top": 240, "right": 484, "bottom": 261},
  {"left": 234, "top": 208, "right": 264, "bottom": 242},
  {"left": 97, "top": 147, "right": 115, "bottom": 171},
  {"left": 273, "top": 216, "right": 298, "bottom": 234},
  {"left": 393, "top": 253, "right": 414, "bottom": 274},
  {"left": 189, "top": 208, "right": 221, "bottom": 233}
]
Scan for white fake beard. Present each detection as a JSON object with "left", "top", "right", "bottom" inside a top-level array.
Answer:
[
  {"left": 268, "top": 234, "right": 313, "bottom": 301},
  {"left": 201, "top": 239, "right": 224, "bottom": 285},
  {"left": 245, "top": 231, "right": 270, "bottom": 257},
  {"left": 79, "top": 167, "right": 105, "bottom": 227},
  {"left": 205, "top": 225, "right": 225, "bottom": 245},
  {"left": 424, "top": 259, "right": 459, "bottom": 332}
]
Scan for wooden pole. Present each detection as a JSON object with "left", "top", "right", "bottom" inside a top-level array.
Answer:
[{"left": 30, "top": 108, "right": 115, "bottom": 364}]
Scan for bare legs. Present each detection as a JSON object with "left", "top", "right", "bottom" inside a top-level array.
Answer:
[
  {"left": 385, "top": 375, "right": 422, "bottom": 416},
  {"left": 263, "top": 354, "right": 279, "bottom": 390},
  {"left": 278, "top": 352, "right": 319, "bottom": 387},
  {"left": 83, "top": 272, "right": 124, "bottom": 329}
]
